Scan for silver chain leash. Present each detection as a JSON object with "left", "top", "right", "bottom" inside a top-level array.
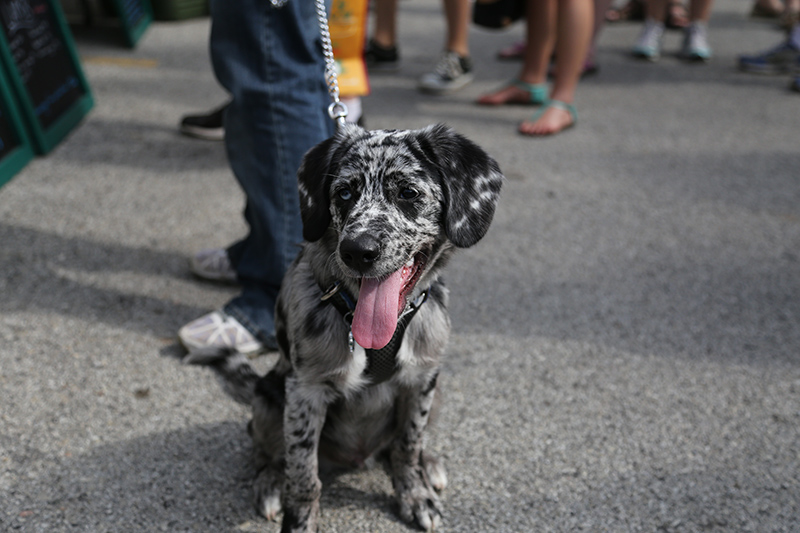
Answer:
[{"left": 314, "top": 0, "right": 348, "bottom": 127}]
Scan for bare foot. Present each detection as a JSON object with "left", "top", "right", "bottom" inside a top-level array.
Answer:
[
  {"left": 519, "top": 105, "right": 575, "bottom": 136},
  {"left": 477, "top": 82, "right": 546, "bottom": 106},
  {"left": 477, "top": 84, "right": 529, "bottom": 106}
]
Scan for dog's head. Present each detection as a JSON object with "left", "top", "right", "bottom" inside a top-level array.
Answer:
[{"left": 297, "top": 124, "right": 504, "bottom": 348}]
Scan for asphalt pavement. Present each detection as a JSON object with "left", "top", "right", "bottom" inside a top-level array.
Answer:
[{"left": 1, "top": 0, "right": 799, "bottom": 531}]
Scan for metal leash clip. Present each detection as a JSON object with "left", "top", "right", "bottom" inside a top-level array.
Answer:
[
  {"left": 328, "top": 101, "right": 349, "bottom": 126},
  {"left": 315, "top": 0, "right": 348, "bottom": 128}
]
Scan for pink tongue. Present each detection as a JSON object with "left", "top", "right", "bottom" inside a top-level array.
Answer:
[{"left": 351, "top": 268, "right": 404, "bottom": 349}]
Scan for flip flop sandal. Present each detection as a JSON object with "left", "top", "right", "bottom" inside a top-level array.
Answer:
[
  {"left": 519, "top": 99, "right": 577, "bottom": 137},
  {"left": 478, "top": 79, "right": 548, "bottom": 106}
]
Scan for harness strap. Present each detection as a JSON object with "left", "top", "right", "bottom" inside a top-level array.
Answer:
[{"left": 319, "top": 281, "right": 428, "bottom": 385}]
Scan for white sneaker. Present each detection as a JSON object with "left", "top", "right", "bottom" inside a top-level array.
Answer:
[
  {"left": 190, "top": 248, "right": 237, "bottom": 283},
  {"left": 178, "top": 310, "right": 263, "bottom": 355},
  {"left": 680, "top": 22, "right": 712, "bottom": 62},
  {"left": 632, "top": 19, "right": 665, "bottom": 61}
]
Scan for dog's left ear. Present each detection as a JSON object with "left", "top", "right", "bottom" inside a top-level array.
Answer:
[
  {"left": 297, "top": 124, "right": 369, "bottom": 242},
  {"left": 297, "top": 135, "right": 339, "bottom": 242},
  {"left": 419, "top": 124, "right": 505, "bottom": 248}
]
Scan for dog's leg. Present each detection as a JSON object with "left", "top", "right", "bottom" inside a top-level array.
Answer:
[
  {"left": 281, "top": 374, "right": 330, "bottom": 533},
  {"left": 391, "top": 371, "right": 443, "bottom": 531},
  {"left": 248, "top": 370, "right": 289, "bottom": 520},
  {"left": 253, "top": 452, "right": 284, "bottom": 521},
  {"left": 250, "top": 407, "right": 285, "bottom": 519}
]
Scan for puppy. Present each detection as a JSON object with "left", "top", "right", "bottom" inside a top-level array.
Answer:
[{"left": 186, "top": 124, "right": 503, "bottom": 532}]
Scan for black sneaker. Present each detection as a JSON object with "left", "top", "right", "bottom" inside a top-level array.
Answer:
[
  {"left": 179, "top": 103, "right": 228, "bottom": 141},
  {"left": 365, "top": 39, "right": 401, "bottom": 72},
  {"left": 417, "top": 51, "right": 474, "bottom": 94}
]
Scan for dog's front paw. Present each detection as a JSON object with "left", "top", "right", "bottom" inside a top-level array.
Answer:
[
  {"left": 394, "top": 466, "right": 443, "bottom": 531},
  {"left": 280, "top": 499, "right": 320, "bottom": 533},
  {"left": 253, "top": 467, "right": 283, "bottom": 521}
]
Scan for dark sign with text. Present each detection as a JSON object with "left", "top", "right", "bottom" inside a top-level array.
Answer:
[
  {"left": 0, "top": 0, "right": 93, "bottom": 154},
  {"left": 0, "top": 64, "right": 33, "bottom": 188},
  {"left": 110, "top": 0, "right": 152, "bottom": 47}
]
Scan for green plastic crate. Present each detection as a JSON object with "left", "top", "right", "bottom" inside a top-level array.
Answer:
[{"left": 151, "top": 0, "right": 208, "bottom": 20}]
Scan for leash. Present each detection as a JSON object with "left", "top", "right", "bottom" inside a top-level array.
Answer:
[
  {"left": 314, "top": 0, "right": 349, "bottom": 127},
  {"left": 266, "top": 0, "right": 347, "bottom": 126},
  {"left": 321, "top": 282, "right": 429, "bottom": 385},
  {"left": 315, "top": 0, "right": 407, "bottom": 382}
]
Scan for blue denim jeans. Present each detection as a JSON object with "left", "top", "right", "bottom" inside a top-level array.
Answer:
[{"left": 209, "top": 0, "right": 335, "bottom": 348}]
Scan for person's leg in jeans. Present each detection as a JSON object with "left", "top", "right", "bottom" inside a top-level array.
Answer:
[{"left": 179, "top": 0, "right": 334, "bottom": 353}]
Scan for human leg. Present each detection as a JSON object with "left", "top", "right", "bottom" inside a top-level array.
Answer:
[
  {"left": 444, "top": 0, "right": 471, "bottom": 57},
  {"left": 477, "top": 0, "right": 556, "bottom": 105},
  {"left": 520, "top": 0, "right": 593, "bottom": 136},
  {"left": 418, "top": 0, "right": 474, "bottom": 93},
  {"left": 633, "top": 0, "right": 669, "bottom": 59},
  {"left": 372, "top": 0, "right": 398, "bottom": 48},
  {"left": 687, "top": 0, "right": 714, "bottom": 25},
  {"left": 181, "top": 0, "right": 334, "bottom": 352},
  {"left": 578, "top": 0, "right": 613, "bottom": 73},
  {"left": 366, "top": 0, "right": 401, "bottom": 71},
  {"left": 679, "top": 0, "right": 714, "bottom": 60}
]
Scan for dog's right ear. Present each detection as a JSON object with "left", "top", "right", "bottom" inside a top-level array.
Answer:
[
  {"left": 418, "top": 124, "right": 504, "bottom": 248},
  {"left": 297, "top": 136, "right": 337, "bottom": 242}
]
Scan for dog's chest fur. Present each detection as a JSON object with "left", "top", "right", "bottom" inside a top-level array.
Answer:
[{"left": 277, "top": 241, "right": 450, "bottom": 415}]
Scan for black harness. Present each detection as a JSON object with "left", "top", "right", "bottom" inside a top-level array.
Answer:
[{"left": 320, "top": 281, "right": 428, "bottom": 385}]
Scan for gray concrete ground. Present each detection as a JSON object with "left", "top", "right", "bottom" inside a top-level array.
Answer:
[{"left": 1, "top": 0, "right": 799, "bottom": 531}]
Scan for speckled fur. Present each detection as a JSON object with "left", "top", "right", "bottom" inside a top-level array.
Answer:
[{"left": 185, "top": 124, "right": 503, "bottom": 532}]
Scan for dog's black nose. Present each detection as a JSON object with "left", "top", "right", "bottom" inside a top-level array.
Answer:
[{"left": 340, "top": 235, "right": 381, "bottom": 272}]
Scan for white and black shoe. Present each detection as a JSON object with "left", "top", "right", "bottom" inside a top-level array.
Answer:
[{"left": 179, "top": 103, "right": 227, "bottom": 141}]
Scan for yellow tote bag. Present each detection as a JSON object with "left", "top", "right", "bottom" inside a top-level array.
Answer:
[{"left": 329, "top": 0, "right": 370, "bottom": 98}]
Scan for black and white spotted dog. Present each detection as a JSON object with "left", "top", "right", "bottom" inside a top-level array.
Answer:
[{"left": 185, "top": 124, "right": 503, "bottom": 532}]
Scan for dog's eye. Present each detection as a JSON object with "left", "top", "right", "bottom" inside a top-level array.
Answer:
[
  {"left": 399, "top": 188, "right": 419, "bottom": 200},
  {"left": 337, "top": 188, "right": 353, "bottom": 201}
]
